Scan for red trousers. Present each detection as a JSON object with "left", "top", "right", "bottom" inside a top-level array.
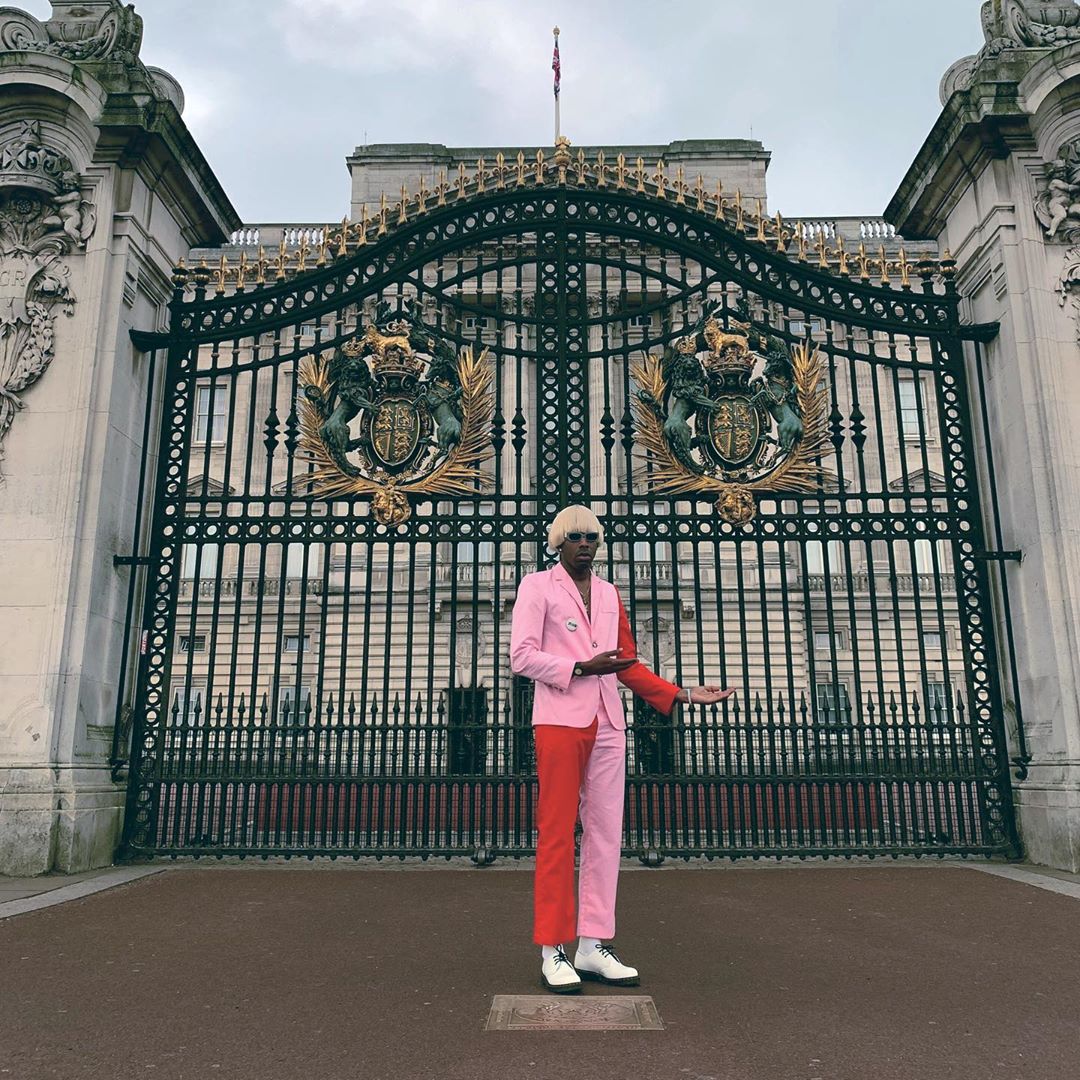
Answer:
[{"left": 532, "top": 714, "right": 626, "bottom": 945}]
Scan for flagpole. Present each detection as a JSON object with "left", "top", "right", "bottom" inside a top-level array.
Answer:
[{"left": 553, "top": 25, "right": 561, "bottom": 142}]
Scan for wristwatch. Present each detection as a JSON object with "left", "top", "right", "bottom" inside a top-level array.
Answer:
[{"left": 573, "top": 663, "right": 584, "bottom": 677}]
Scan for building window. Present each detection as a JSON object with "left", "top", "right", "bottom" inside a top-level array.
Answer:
[
  {"left": 804, "top": 540, "right": 843, "bottom": 575},
  {"left": 456, "top": 540, "right": 495, "bottom": 562},
  {"left": 815, "top": 681, "right": 850, "bottom": 725},
  {"left": 448, "top": 686, "right": 489, "bottom": 775},
  {"left": 629, "top": 312, "right": 653, "bottom": 327},
  {"left": 813, "top": 630, "right": 844, "bottom": 652},
  {"left": 464, "top": 316, "right": 489, "bottom": 330},
  {"left": 194, "top": 383, "right": 227, "bottom": 443},
  {"left": 283, "top": 634, "right": 311, "bottom": 653},
  {"left": 898, "top": 378, "right": 922, "bottom": 439},
  {"left": 285, "top": 543, "right": 322, "bottom": 579},
  {"left": 181, "top": 543, "right": 219, "bottom": 580},
  {"left": 789, "top": 318, "right": 823, "bottom": 336},
  {"left": 924, "top": 681, "right": 949, "bottom": 720},
  {"left": 178, "top": 634, "right": 206, "bottom": 653},
  {"left": 913, "top": 539, "right": 934, "bottom": 574},
  {"left": 298, "top": 321, "right": 317, "bottom": 338},
  {"left": 277, "top": 684, "right": 312, "bottom": 722},
  {"left": 922, "top": 631, "right": 943, "bottom": 651},
  {"left": 170, "top": 683, "right": 207, "bottom": 723}
]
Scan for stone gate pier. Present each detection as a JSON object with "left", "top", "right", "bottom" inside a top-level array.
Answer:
[
  {"left": 0, "top": 1, "right": 236, "bottom": 873},
  {"left": 886, "top": 0, "right": 1080, "bottom": 871}
]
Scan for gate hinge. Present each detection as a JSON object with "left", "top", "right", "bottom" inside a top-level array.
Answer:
[
  {"left": 113, "top": 554, "right": 151, "bottom": 567},
  {"left": 973, "top": 549, "right": 1022, "bottom": 563},
  {"left": 129, "top": 328, "right": 171, "bottom": 352}
]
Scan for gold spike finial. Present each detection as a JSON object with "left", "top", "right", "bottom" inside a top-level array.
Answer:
[
  {"left": 595, "top": 149, "right": 607, "bottom": 187},
  {"left": 616, "top": 153, "right": 627, "bottom": 190},
  {"left": 856, "top": 241, "right": 870, "bottom": 280},
  {"left": 836, "top": 234, "right": 849, "bottom": 275},
  {"left": 795, "top": 220, "right": 807, "bottom": 261},
  {"left": 897, "top": 246, "right": 912, "bottom": 288},
  {"left": 214, "top": 253, "right": 228, "bottom": 294}
]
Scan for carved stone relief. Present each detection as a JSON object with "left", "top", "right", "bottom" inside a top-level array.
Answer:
[
  {"left": 1056, "top": 245, "right": 1080, "bottom": 340},
  {"left": 0, "top": 121, "right": 94, "bottom": 478},
  {"left": 454, "top": 616, "right": 488, "bottom": 687},
  {"left": 940, "top": 1, "right": 1080, "bottom": 104},
  {"left": 0, "top": 1, "right": 143, "bottom": 65},
  {"left": 1034, "top": 138, "right": 1080, "bottom": 242}
]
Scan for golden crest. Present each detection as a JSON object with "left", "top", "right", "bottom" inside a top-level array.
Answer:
[
  {"left": 370, "top": 397, "right": 422, "bottom": 467},
  {"left": 294, "top": 344, "right": 494, "bottom": 527},
  {"left": 631, "top": 340, "right": 835, "bottom": 524},
  {"left": 708, "top": 395, "right": 765, "bottom": 468}
]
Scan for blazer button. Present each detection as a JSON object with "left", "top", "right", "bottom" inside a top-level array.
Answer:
[{"left": 592, "top": 641, "right": 598, "bottom": 648}]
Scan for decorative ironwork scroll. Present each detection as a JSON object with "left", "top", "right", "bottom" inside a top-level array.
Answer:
[
  {"left": 295, "top": 302, "right": 495, "bottom": 525},
  {"left": 631, "top": 301, "right": 833, "bottom": 523}
]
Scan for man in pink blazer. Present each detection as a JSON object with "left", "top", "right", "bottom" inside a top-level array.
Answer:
[{"left": 510, "top": 505, "right": 734, "bottom": 993}]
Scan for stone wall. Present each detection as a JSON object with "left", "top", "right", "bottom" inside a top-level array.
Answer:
[
  {"left": 887, "top": 0, "right": 1080, "bottom": 871},
  {"left": 0, "top": 0, "right": 238, "bottom": 874}
]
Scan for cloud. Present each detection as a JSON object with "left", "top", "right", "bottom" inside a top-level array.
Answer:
[{"left": 270, "top": 0, "right": 667, "bottom": 142}]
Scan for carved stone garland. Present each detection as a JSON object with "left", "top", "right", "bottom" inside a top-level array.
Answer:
[{"left": 0, "top": 121, "right": 94, "bottom": 479}]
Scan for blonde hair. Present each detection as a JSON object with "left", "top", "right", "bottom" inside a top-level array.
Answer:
[{"left": 547, "top": 504, "right": 604, "bottom": 549}]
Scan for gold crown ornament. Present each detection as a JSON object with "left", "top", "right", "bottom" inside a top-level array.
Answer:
[
  {"left": 700, "top": 317, "right": 754, "bottom": 377},
  {"left": 342, "top": 326, "right": 425, "bottom": 378}
]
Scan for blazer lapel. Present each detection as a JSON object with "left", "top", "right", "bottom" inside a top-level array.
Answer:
[{"left": 552, "top": 562, "right": 591, "bottom": 630}]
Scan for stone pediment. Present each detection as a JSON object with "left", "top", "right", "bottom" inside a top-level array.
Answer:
[
  {"left": 887, "top": 468, "right": 946, "bottom": 492},
  {"left": 186, "top": 474, "right": 234, "bottom": 497}
]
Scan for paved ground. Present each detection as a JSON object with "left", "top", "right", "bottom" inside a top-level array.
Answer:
[{"left": 1, "top": 861, "right": 1078, "bottom": 1080}]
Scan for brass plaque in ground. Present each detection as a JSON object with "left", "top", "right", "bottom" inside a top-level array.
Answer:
[{"left": 485, "top": 995, "right": 663, "bottom": 1031}]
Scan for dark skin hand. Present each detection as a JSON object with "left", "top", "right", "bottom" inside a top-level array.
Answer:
[{"left": 558, "top": 531, "right": 736, "bottom": 700}]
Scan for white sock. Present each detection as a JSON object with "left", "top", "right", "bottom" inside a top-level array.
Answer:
[
  {"left": 541, "top": 944, "right": 562, "bottom": 961},
  {"left": 577, "top": 936, "right": 601, "bottom": 955}
]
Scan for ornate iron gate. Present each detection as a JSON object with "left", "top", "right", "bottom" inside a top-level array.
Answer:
[{"left": 119, "top": 148, "right": 1020, "bottom": 860}]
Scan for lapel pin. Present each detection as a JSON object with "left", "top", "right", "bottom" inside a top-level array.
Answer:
[{"left": 566, "top": 618, "right": 578, "bottom": 631}]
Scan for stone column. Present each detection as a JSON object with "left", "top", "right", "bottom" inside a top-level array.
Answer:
[
  {"left": 0, "top": 1, "right": 237, "bottom": 874},
  {"left": 886, "top": 0, "right": 1080, "bottom": 871}
]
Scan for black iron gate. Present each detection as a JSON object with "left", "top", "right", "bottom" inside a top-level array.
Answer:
[{"left": 118, "top": 149, "right": 1020, "bottom": 860}]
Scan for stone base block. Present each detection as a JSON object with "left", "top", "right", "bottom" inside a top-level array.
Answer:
[
  {"left": 0, "top": 764, "right": 125, "bottom": 876},
  {"left": 1014, "top": 763, "right": 1080, "bottom": 872}
]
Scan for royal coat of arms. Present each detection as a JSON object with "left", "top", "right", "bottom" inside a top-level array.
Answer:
[
  {"left": 296, "top": 302, "right": 494, "bottom": 525},
  {"left": 631, "top": 300, "right": 833, "bottom": 524}
]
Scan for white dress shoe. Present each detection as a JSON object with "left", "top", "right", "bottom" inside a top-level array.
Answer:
[
  {"left": 573, "top": 942, "right": 640, "bottom": 986},
  {"left": 541, "top": 945, "right": 582, "bottom": 993}
]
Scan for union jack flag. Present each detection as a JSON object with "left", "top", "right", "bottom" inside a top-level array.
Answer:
[{"left": 552, "top": 35, "right": 561, "bottom": 98}]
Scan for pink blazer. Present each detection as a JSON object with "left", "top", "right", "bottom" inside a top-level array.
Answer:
[{"left": 509, "top": 563, "right": 679, "bottom": 730}]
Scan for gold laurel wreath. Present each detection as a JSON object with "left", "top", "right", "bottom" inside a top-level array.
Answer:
[
  {"left": 629, "top": 341, "right": 835, "bottom": 498},
  {"left": 294, "top": 345, "right": 494, "bottom": 521}
]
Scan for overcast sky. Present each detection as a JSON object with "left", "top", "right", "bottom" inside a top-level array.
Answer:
[{"left": 25, "top": 0, "right": 986, "bottom": 223}]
